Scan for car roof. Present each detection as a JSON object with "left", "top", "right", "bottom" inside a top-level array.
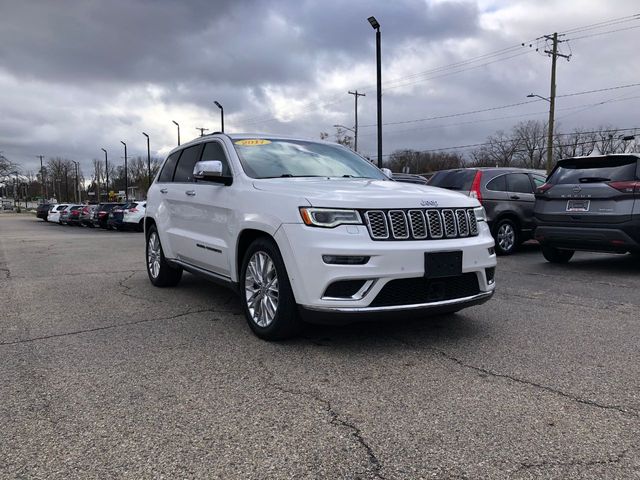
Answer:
[{"left": 434, "top": 167, "right": 543, "bottom": 174}]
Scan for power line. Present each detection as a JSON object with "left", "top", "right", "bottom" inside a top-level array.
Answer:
[{"left": 566, "top": 23, "right": 640, "bottom": 41}]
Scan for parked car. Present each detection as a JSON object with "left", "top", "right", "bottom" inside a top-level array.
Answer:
[
  {"left": 534, "top": 154, "right": 640, "bottom": 263},
  {"left": 428, "top": 167, "right": 547, "bottom": 255},
  {"left": 122, "top": 201, "right": 146, "bottom": 231},
  {"left": 145, "top": 134, "right": 496, "bottom": 340},
  {"left": 80, "top": 205, "right": 98, "bottom": 227},
  {"left": 106, "top": 203, "right": 134, "bottom": 230},
  {"left": 66, "top": 205, "right": 84, "bottom": 225},
  {"left": 392, "top": 173, "right": 430, "bottom": 185},
  {"left": 59, "top": 205, "right": 80, "bottom": 225},
  {"left": 47, "top": 204, "right": 69, "bottom": 223},
  {"left": 36, "top": 203, "right": 55, "bottom": 221},
  {"left": 93, "top": 203, "right": 122, "bottom": 229}
]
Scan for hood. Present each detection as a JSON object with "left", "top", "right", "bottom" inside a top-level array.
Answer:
[{"left": 252, "top": 178, "right": 477, "bottom": 209}]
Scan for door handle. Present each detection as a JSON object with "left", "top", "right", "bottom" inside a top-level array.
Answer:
[
  {"left": 185, "top": 190, "right": 196, "bottom": 196},
  {"left": 160, "top": 188, "right": 168, "bottom": 194},
  {"left": 509, "top": 195, "right": 520, "bottom": 200}
]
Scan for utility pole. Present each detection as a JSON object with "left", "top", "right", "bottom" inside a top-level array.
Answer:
[
  {"left": 101, "top": 148, "right": 109, "bottom": 200},
  {"left": 196, "top": 127, "right": 209, "bottom": 137},
  {"left": 348, "top": 90, "right": 365, "bottom": 152},
  {"left": 121, "top": 141, "right": 128, "bottom": 201},
  {"left": 544, "top": 32, "right": 570, "bottom": 174},
  {"left": 37, "top": 155, "right": 46, "bottom": 201}
]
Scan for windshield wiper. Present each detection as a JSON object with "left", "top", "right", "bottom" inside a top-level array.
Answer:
[
  {"left": 578, "top": 176, "right": 611, "bottom": 183},
  {"left": 262, "top": 174, "right": 324, "bottom": 178}
]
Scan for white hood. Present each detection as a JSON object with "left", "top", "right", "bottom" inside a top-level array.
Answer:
[{"left": 252, "top": 178, "right": 477, "bottom": 209}]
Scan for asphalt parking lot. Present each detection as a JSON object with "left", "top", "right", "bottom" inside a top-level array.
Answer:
[{"left": 1, "top": 214, "right": 639, "bottom": 479}]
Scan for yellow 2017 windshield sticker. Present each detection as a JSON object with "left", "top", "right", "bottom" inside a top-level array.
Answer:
[{"left": 234, "top": 139, "right": 272, "bottom": 146}]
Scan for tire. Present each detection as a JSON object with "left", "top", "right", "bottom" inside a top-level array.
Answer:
[
  {"left": 240, "top": 237, "right": 300, "bottom": 340},
  {"left": 146, "top": 225, "right": 183, "bottom": 287},
  {"left": 494, "top": 218, "right": 518, "bottom": 256},
  {"left": 138, "top": 219, "right": 144, "bottom": 232},
  {"left": 542, "top": 246, "right": 574, "bottom": 264}
]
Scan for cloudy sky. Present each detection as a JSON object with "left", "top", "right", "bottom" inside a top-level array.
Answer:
[{"left": 1, "top": 0, "right": 639, "bottom": 174}]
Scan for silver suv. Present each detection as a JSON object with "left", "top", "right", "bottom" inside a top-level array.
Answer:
[{"left": 534, "top": 154, "right": 640, "bottom": 263}]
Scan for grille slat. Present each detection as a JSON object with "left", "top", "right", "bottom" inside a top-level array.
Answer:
[{"left": 363, "top": 208, "right": 478, "bottom": 241}]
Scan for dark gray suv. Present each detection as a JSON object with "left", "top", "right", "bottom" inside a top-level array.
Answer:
[
  {"left": 428, "top": 168, "right": 546, "bottom": 255},
  {"left": 534, "top": 154, "right": 640, "bottom": 263}
]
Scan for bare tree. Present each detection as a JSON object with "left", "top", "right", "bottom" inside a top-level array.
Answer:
[
  {"left": 512, "top": 120, "right": 547, "bottom": 169},
  {"left": 554, "top": 128, "right": 597, "bottom": 160},
  {"left": 387, "top": 149, "right": 463, "bottom": 173},
  {"left": 595, "top": 126, "right": 626, "bottom": 154},
  {"left": 0, "top": 153, "right": 19, "bottom": 177},
  {"left": 469, "top": 130, "right": 518, "bottom": 167}
]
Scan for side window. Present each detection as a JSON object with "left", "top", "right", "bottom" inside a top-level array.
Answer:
[
  {"left": 485, "top": 175, "right": 507, "bottom": 191},
  {"left": 201, "top": 141, "right": 231, "bottom": 176},
  {"left": 173, "top": 144, "right": 204, "bottom": 182},
  {"left": 507, "top": 173, "right": 534, "bottom": 194},
  {"left": 158, "top": 151, "right": 181, "bottom": 183}
]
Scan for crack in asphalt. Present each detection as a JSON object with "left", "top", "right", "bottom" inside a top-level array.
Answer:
[
  {"left": 392, "top": 336, "right": 640, "bottom": 419},
  {"left": 517, "top": 448, "right": 629, "bottom": 471},
  {"left": 0, "top": 308, "right": 222, "bottom": 347},
  {"left": 117, "top": 270, "right": 156, "bottom": 304},
  {"left": 0, "top": 267, "right": 9, "bottom": 279},
  {"left": 259, "top": 360, "right": 386, "bottom": 479}
]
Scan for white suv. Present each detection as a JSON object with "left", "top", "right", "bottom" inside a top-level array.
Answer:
[{"left": 145, "top": 134, "right": 496, "bottom": 340}]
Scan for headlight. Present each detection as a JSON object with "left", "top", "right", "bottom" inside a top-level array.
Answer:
[
  {"left": 474, "top": 206, "right": 487, "bottom": 222},
  {"left": 299, "top": 207, "right": 362, "bottom": 228}
]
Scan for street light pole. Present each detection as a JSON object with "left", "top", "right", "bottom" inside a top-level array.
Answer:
[
  {"left": 214, "top": 101, "right": 224, "bottom": 132},
  {"left": 142, "top": 132, "right": 151, "bottom": 192},
  {"left": 101, "top": 148, "right": 108, "bottom": 201},
  {"left": 71, "top": 160, "right": 80, "bottom": 203},
  {"left": 172, "top": 120, "right": 180, "bottom": 145},
  {"left": 121, "top": 141, "right": 128, "bottom": 201},
  {"left": 368, "top": 16, "right": 382, "bottom": 167}
]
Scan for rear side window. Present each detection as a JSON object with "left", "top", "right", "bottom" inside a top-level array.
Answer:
[
  {"left": 173, "top": 144, "right": 204, "bottom": 182},
  {"left": 549, "top": 156, "right": 638, "bottom": 184},
  {"left": 507, "top": 173, "right": 534, "bottom": 194},
  {"left": 428, "top": 170, "right": 476, "bottom": 191},
  {"left": 158, "top": 151, "right": 181, "bottom": 182},
  {"left": 486, "top": 175, "right": 507, "bottom": 191}
]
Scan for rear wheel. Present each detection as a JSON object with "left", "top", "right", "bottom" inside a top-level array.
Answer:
[
  {"left": 240, "top": 237, "right": 300, "bottom": 340},
  {"left": 542, "top": 246, "right": 574, "bottom": 263},
  {"left": 494, "top": 218, "right": 518, "bottom": 255},
  {"left": 146, "top": 225, "right": 182, "bottom": 287}
]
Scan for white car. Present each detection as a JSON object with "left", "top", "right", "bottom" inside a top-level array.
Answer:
[
  {"left": 122, "top": 201, "right": 146, "bottom": 231},
  {"left": 47, "top": 204, "right": 69, "bottom": 223},
  {"left": 145, "top": 134, "right": 496, "bottom": 340}
]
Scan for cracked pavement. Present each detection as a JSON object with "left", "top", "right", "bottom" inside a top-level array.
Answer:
[{"left": 1, "top": 215, "right": 639, "bottom": 479}]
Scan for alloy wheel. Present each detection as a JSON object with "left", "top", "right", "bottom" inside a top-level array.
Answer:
[
  {"left": 147, "top": 232, "right": 161, "bottom": 279},
  {"left": 244, "top": 251, "right": 279, "bottom": 327},
  {"left": 497, "top": 223, "right": 515, "bottom": 252}
]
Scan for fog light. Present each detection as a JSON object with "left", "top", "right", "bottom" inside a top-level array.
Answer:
[
  {"left": 488, "top": 247, "right": 495, "bottom": 255},
  {"left": 485, "top": 267, "right": 495, "bottom": 285},
  {"left": 322, "top": 255, "right": 370, "bottom": 265}
]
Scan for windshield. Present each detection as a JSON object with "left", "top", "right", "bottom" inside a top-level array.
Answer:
[{"left": 232, "top": 138, "right": 387, "bottom": 180}]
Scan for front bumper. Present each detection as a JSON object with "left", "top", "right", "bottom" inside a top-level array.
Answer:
[{"left": 275, "top": 222, "right": 497, "bottom": 313}]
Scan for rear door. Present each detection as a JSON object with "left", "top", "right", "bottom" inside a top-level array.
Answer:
[
  {"left": 482, "top": 174, "right": 509, "bottom": 223},
  {"left": 535, "top": 155, "right": 639, "bottom": 224},
  {"left": 506, "top": 173, "right": 536, "bottom": 230}
]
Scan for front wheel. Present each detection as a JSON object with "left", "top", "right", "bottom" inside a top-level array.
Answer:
[
  {"left": 146, "top": 226, "right": 183, "bottom": 287},
  {"left": 542, "top": 246, "right": 574, "bottom": 264},
  {"left": 240, "top": 237, "right": 300, "bottom": 340},
  {"left": 494, "top": 218, "right": 518, "bottom": 255}
]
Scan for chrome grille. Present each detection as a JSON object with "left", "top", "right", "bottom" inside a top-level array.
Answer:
[
  {"left": 426, "top": 210, "right": 443, "bottom": 239},
  {"left": 362, "top": 208, "right": 479, "bottom": 241},
  {"left": 365, "top": 210, "right": 389, "bottom": 239},
  {"left": 408, "top": 210, "right": 427, "bottom": 239},
  {"left": 442, "top": 210, "right": 457, "bottom": 238},
  {"left": 388, "top": 210, "right": 409, "bottom": 239},
  {"left": 467, "top": 210, "right": 478, "bottom": 236},
  {"left": 455, "top": 209, "right": 469, "bottom": 237}
]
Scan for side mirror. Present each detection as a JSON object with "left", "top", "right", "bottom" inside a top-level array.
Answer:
[
  {"left": 193, "top": 160, "right": 232, "bottom": 186},
  {"left": 381, "top": 167, "right": 393, "bottom": 179}
]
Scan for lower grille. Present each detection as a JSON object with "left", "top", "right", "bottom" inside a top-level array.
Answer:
[
  {"left": 323, "top": 279, "right": 367, "bottom": 298},
  {"left": 369, "top": 273, "right": 480, "bottom": 307}
]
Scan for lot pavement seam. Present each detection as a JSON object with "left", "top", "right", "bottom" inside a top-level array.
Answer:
[
  {"left": 0, "top": 308, "right": 223, "bottom": 347},
  {"left": 392, "top": 336, "right": 640, "bottom": 419},
  {"left": 258, "top": 359, "right": 386, "bottom": 480}
]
